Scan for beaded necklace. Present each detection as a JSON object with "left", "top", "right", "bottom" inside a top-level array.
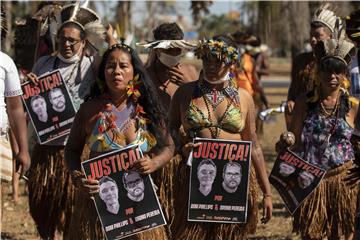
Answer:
[
  {"left": 199, "top": 78, "right": 239, "bottom": 108},
  {"left": 198, "top": 79, "right": 239, "bottom": 138}
]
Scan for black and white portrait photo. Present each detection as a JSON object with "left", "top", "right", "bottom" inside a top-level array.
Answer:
[
  {"left": 99, "top": 176, "right": 120, "bottom": 215},
  {"left": 30, "top": 95, "right": 48, "bottom": 123},
  {"left": 123, "top": 170, "right": 145, "bottom": 202},
  {"left": 278, "top": 162, "right": 296, "bottom": 177},
  {"left": 297, "top": 171, "right": 315, "bottom": 189},
  {"left": 222, "top": 162, "right": 242, "bottom": 194},
  {"left": 21, "top": 70, "right": 77, "bottom": 143},
  {"left": 49, "top": 88, "right": 66, "bottom": 113},
  {"left": 197, "top": 159, "right": 217, "bottom": 197}
]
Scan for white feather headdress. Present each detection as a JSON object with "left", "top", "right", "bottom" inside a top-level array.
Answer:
[
  {"left": 315, "top": 18, "right": 356, "bottom": 65},
  {"left": 311, "top": 3, "right": 340, "bottom": 33},
  {"left": 137, "top": 40, "right": 197, "bottom": 51},
  {"left": 60, "top": 3, "right": 105, "bottom": 50}
]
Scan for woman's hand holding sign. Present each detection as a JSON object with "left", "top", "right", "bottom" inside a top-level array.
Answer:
[
  {"left": 26, "top": 72, "right": 39, "bottom": 84},
  {"left": 134, "top": 155, "right": 160, "bottom": 174},
  {"left": 72, "top": 170, "right": 99, "bottom": 197},
  {"left": 181, "top": 142, "right": 202, "bottom": 159}
]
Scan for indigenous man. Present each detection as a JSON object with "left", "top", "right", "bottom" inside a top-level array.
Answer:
[
  {"left": 139, "top": 22, "right": 198, "bottom": 232},
  {"left": 25, "top": 4, "right": 113, "bottom": 239},
  {"left": 285, "top": 3, "right": 338, "bottom": 129}
]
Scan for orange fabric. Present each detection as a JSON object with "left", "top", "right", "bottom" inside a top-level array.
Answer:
[{"left": 234, "top": 53, "right": 256, "bottom": 96}]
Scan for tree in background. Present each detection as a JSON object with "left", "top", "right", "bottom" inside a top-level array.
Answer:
[
  {"left": 197, "top": 14, "right": 242, "bottom": 39},
  {"left": 190, "top": 1, "right": 212, "bottom": 25}
]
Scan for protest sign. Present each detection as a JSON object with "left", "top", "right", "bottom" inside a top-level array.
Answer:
[
  {"left": 269, "top": 149, "right": 326, "bottom": 214},
  {"left": 81, "top": 145, "right": 166, "bottom": 240},
  {"left": 21, "top": 70, "right": 76, "bottom": 144},
  {"left": 188, "top": 138, "right": 251, "bottom": 223}
]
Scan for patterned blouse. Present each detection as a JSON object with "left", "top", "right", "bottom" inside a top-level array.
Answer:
[{"left": 300, "top": 106, "right": 354, "bottom": 170}]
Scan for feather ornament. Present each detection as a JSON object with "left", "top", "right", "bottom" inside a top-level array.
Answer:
[
  {"left": 84, "top": 20, "right": 105, "bottom": 50},
  {"left": 69, "top": 1, "right": 81, "bottom": 22}
]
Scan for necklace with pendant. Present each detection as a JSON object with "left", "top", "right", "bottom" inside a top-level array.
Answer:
[{"left": 199, "top": 79, "right": 239, "bottom": 108}]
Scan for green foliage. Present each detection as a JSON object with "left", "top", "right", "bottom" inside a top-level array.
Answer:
[{"left": 197, "top": 14, "right": 242, "bottom": 39}]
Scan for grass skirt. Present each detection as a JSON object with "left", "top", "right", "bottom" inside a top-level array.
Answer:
[
  {"left": 67, "top": 191, "right": 168, "bottom": 240},
  {"left": 28, "top": 144, "right": 74, "bottom": 239},
  {"left": 293, "top": 161, "right": 358, "bottom": 240},
  {"left": 171, "top": 160, "right": 259, "bottom": 240}
]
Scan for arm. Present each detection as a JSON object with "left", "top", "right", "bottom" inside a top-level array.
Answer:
[
  {"left": 64, "top": 104, "right": 100, "bottom": 195},
  {"left": 240, "top": 90, "right": 272, "bottom": 223},
  {"left": 136, "top": 128, "right": 175, "bottom": 174},
  {"left": 6, "top": 96, "right": 31, "bottom": 174},
  {"left": 64, "top": 104, "right": 87, "bottom": 172},
  {"left": 288, "top": 94, "right": 307, "bottom": 152},
  {"left": 256, "top": 54, "right": 270, "bottom": 76}
]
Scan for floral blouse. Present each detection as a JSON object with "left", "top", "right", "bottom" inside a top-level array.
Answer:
[{"left": 300, "top": 107, "right": 354, "bottom": 170}]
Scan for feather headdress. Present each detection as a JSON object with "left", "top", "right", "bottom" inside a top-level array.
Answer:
[
  {"left": 60, "top": 3, "right": 105, "bottom": 50},
  {"left": 311, "top": 3, "right": 339, "bottom": 33},
  {"left": 137, "top": 40, "right": 197, "bottom": 50},
  {"left": 314, "top": 18, "right": 356, "bottom": 66}
]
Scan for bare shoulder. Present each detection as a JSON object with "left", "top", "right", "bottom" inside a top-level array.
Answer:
[{"left": 238, "top": 87, "right": 253, "bottom": 102}]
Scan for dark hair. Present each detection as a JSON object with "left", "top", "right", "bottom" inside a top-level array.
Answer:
[
  {"left": 49, "top": 88, "right": 63, "bottom": 99},
  {"left": 223, "top": 161, "right": 242, "bottom": 176},
  {"left": 319, "top": 57, "right": 348, "bottom": 76},
  {"left": 153, "top": 22, "right": 184, "bottom": 40},
  {"left": 31, "top": 95, "right": 46, "bottom": 106},
  {"left": 307, "top": 57, "right": 351, "bottom": 116},
  {"left": 310, "top": 21, "right": 332, "bottom": 36},
  {"left": 93, "top": 44, "right": 168, "bottom": 148},
  {"left": 58, "top": 21, "right": 86, "bottom": 40},
  {"left": 122, "top": 170, "right": 142, "bottom": 187},
  {"left": 99, "top": 176, "right": 117, "bottom": 186},
  {"left": 346, "top": 9, "right": 360, "bottom": 43}
]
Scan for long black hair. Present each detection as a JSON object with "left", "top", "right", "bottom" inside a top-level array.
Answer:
[{"left": 92, "top": 43, "right": 168, "bottom": 148}]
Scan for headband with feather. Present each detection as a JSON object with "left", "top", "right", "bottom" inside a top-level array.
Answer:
[
  {"left": 59, "top": 3, "right": 105, "bottom": 50},
  {"left": 312, "top": 3, "right": 339, "bottom": 33},
  {"left": 315, "top": 17, "right": 356, "bottom": 66},
  {"left": 137, "top": 40, "right": 197, "bottom": 50}
]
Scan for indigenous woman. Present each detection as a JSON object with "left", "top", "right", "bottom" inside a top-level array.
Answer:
[
  {"left": 287, "top": 35, "right": 359, "bottom": 239},
  {"left": 64, "top": 43, "right": 174, "bottom": 239},
  {"left": 169, "top": 36, "right": 272, "bottom": 240}
]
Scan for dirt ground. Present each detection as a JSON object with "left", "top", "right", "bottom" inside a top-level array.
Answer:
[{"left": 1, "top": 59, "right": 300, "bottom": 240}]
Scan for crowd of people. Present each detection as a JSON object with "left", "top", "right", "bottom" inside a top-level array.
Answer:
[{"left": 1, "top": 2, "right": 360, "bottom": 240}]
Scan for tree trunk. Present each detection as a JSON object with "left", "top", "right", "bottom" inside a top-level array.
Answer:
[
  {"left": 288, "top": 1, "right": 310, "bottom": 58},
  {"left": 257, "top": 2, "right": 272, "bottom": 44},
  {"left": 2, "top": 1, "right": 12, "bottom": 53}
]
